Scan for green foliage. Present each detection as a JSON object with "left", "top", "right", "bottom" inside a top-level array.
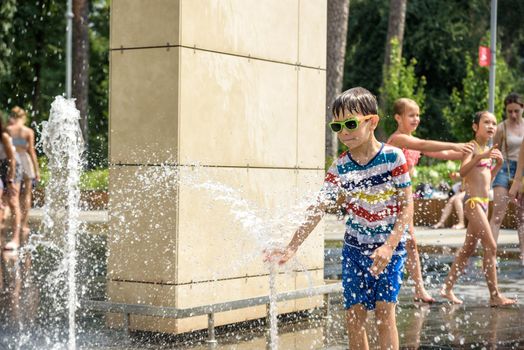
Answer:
[
  {"left": 38, "top": 159, "right": 108, "bottom": 191},
  {"left": 344, "top": 0, "right": 522, "bottom": 142},
  {"left": 442, "top": 52, "right": 515, "bottom": 142},
  {"left": 87, "top": 0, "right": 110, "bottom": 168},
  {"left": 379, "top": 38, "right": 426, "bottom": 135},
  {"left": 0, "top": 0, "right": 16, "bottom": 82},
  {"left": 411, "top": 161, "right": 460, "bottom": 188},
  {"left": 0, "top": 0, "right": 109, "bottom": 169}
]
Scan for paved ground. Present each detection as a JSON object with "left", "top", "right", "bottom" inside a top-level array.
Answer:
[
  {"left": 26, "top": 210, "right": 520, "bottom": 248},
  {"left": 10, "top": 210, "right": 521, "bottom": 349},
  {"left": 324, "top": 214, "right": 519, "bottom": 247}
]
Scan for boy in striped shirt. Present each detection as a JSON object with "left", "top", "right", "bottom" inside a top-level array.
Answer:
[{"left": 266, "top": 87, "right": 413, "bottom": 350}]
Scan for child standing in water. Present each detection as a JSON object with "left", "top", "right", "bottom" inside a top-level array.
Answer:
[
  {"left": 266, "top": 87, "right": 413, "bottom": 350},
  {"left": 387, "top": 98, "right": 473, "bottom": 303},
  {"left": 440, "top": 111, "right": 516, "bottom": 306}
]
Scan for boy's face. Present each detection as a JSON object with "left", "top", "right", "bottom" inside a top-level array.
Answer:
[
  {"left": 395, "top": 103, "right": 420, "bottom": 133},
  {"left": 473, "top": 113, "right": 497, "bottom": 138},
  {"left": 332, "top": 110, "right": 377, "bottom": 150}
]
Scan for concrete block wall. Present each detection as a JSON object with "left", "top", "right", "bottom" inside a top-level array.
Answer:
[{"left": 108, "top": 0, "right": 327, "bottom": 333}]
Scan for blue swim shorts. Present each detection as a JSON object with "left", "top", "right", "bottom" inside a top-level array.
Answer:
[
  {"left": 342, "top": 244, "right": 406, "bottom": 310},
  {"left": 492, "top": 160, "right": 517, "bottom": 189}
]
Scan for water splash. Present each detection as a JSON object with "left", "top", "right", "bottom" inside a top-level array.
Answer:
[{"left": 41, "top": 96, "right": 84, "bottom": 350}]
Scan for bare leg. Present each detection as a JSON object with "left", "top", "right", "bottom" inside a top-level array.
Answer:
[
  {"left": 347, "top": 304, "right": 368, "bottom": 350},
  {"left": 375, "top": 301, "right": 399, "bottom": 350},
  {"left": 517, "top": 205, "right": 524, "bottom": 265},
  {"left": 433, "top": 196, "right": 455, "bottom": 228},
  {"left": 442, "top": 204, "right": 516, "bottom": 306},
  {"left": 405, "top": 221, "right": 434, "bottom": 303},
  {"left": 490, "top": 187, "right": 509, "bottom": 242},
  {"left": 451, "top": 192, "right": 466, "bottom": 229},
  {"left": 5, "top": 183, "right": 21, "bottom": 250},
  {"left": 475, "top": 209, "right": 516, "bottom": 306},
  {"left": 441, "top": 204, "right": 481, "bottom": 304},
  {"left": 19, "top": 178, "right": 32, "bottom": 236}
]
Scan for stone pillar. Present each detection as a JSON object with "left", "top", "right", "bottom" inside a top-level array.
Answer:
[{"left": 108, "top": 0, "right": 327, "bottom": 333}]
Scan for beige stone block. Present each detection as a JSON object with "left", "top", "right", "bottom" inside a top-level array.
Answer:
[
  {"left": 110, "top": 48, "right": 179, "bottom": 165},
  {"left": 293, "top": 169, "right": 325, "bottom": 270},
  {"left": 297, "top": 67, "right": 326, "bottom": 169},
  {"left": 294, "top": 269, "right": 325, "bottom": 311},
  {"left": 110, "top": 0, "right": 180, "bottom": 49},
  {"left": 107, "top": 280, "right": 179, "bottom": 333},
  {"left": 107, "top": 165, "right": 178, "bottom": 283},
  {"left": 178, "top": 48, "right": 298, "bottom": 167},
  {"left": 180, "top": 0, "right": 299, "bottom": 64},
  {"left": 175, "top": 274, "right": 296, "bottom": 333},
  {"left": 106, "top": 274, "right": 304, "bottom": 334},
  {"left": 176, "top": 166, "right": 299, "bottom": 283},
  {"left": 298, "top": 0, "right": 327, "bottom": 69}
]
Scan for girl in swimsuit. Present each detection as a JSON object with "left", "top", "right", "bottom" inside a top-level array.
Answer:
[
  {"left": 7, "top": 107, "right": 40, "bottom": 242},
  {"left": 0, "top": 112, "right": 22, "bottom": 251},
  {"left": 440, "top": 111, "right": 515, "bottom": 306},
  {"left": 387, "top": 98, "right": 473, "bottom": 303}
]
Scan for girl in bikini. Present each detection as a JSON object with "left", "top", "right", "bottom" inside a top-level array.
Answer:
[
  {"left": 440, "top": 111, "right": 516, "bottom": 306},
  {"left": 7, "top": 107, "right": 40, "bottom": 240},
  {"left": 387, "top": 98, "right": 473, "bottom": 303}
]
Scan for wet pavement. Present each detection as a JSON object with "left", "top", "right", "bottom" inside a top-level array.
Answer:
[{"left": 0, "top": 213, "right": 522, "bottom": 349}]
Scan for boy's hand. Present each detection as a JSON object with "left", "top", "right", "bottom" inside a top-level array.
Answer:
[
  {"left": 369, "top": 244, "right": 393, "bottom": 277},
  {"left": 263, "top": 246, "right": 297, "bottom": 265}
]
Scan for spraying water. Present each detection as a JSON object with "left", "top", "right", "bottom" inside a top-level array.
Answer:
[{"left": 41, "top": 96, "right": 84, "bottom": 350}]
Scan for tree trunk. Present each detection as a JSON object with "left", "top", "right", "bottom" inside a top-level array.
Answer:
[
  {"left": 326, "top": 0, "right": 350, "bottom": 161},
  {"left": 384, "top": 0, "right": 407, "bottom": 70},
  {"left": 377, "top": 0, "right": 407, "bottom": 140},
  {"left": 72, "top": 0, "right": 90, "bottom": 149}
]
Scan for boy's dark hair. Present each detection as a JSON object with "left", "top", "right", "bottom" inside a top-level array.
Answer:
[
  {"left": 332, "top": 87, "right": 378, "bottom": 117},
  {"left": 504, "top": 92, "right": 523, "bottom": 108}
]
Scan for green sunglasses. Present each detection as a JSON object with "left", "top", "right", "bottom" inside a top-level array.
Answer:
[{"left": 329, "top": 114, "right": 377, "bottom": 133}]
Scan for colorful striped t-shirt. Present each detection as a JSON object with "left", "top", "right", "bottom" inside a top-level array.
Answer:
[{"left": 320, "top": 143, "right": 411, "bottom": 255}]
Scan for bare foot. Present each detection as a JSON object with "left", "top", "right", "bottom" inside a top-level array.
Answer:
[
  {"left": 490, "top": 295, "right": 517, "bottom": 307},
  {"left": 414, "top": 289, "right": 436, "bottom": 303},
  {"left": 440, "top": 287, "right": 463, "bottom": 304},
  {"left": 452, "top": 224, "right": 465, "bottom": 229},
  {"left": 432, "top": 222, "right": 445, "bottom": 229}
]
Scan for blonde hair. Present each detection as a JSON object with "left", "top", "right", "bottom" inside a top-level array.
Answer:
[
  {"left": 10, "top": 106, "right": 27, "bottom": 120},
  {"left": 393, "top": 98, "right": 418, "bottom": 116}
]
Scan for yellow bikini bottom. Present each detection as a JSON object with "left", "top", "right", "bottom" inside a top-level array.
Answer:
[{"left": 464, "top": 196, "right": 489, "bottom": 212}]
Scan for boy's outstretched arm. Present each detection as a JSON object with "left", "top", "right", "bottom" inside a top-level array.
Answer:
[
  {"left": 264, "top": 198, "right": 329, "bottom": 265},
  {"left": 370, "top": 185, "right": 413, "bottom": 276}
]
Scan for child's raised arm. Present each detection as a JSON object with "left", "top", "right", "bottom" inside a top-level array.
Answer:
[
  {"left": 459, "top": 145, "right": 496, "bottom": 177},
  {"left": 369, "top": 185, "right": 413, "bottom": 276},
  {"left": 388, "top": 134, "right": 472, "bottom": 158}
]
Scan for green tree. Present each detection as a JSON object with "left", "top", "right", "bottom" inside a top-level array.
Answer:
[
  {"left": 0, "top": 0, "right": 109, "bottom": 168},
  {"left": 379, "top": 38, "right": 426, "bottom": 136},
  {"left": 0, "top": 0, "right": 16, "bottom": 83},
  {"left": 442, "top": 53, "right": 514, "bottom": 142}
]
